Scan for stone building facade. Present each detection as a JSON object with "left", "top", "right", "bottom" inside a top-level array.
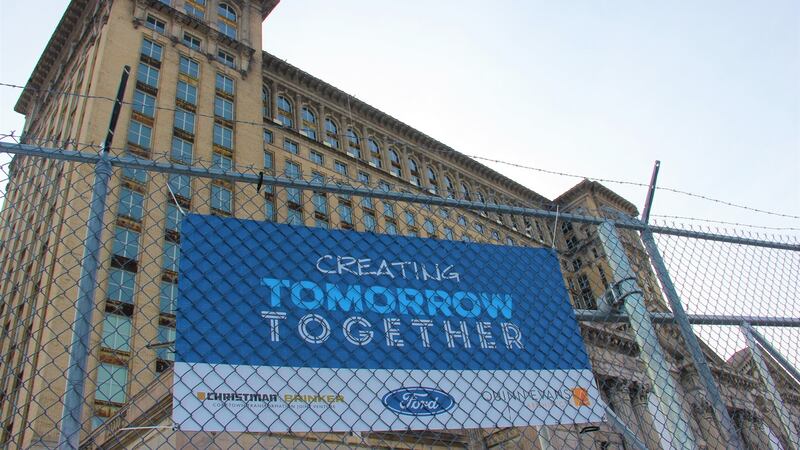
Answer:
[{"left": 1, "top": 0, "right": 798, "bottom": 448}]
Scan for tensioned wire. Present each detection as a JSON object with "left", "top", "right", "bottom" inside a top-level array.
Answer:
[{"left": 2, "top": 81, "right": 798, "bottom": 221}]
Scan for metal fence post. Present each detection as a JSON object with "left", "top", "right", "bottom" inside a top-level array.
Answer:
[
  {"left": 640, "top": 228, "right": 745, "bottom": 449},
  {"left": 57, "top": 66, "right": 129, "bottom": 450},
  {"left": 741, "top": 323, "right": 800, "bottom": 450},
  {"left": 596, "top": 220, "right": 698, "bottom": 449}
]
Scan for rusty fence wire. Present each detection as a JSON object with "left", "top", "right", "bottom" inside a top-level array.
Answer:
[{"left": 0, "top": 142, "right": 798, "bottom": 450}]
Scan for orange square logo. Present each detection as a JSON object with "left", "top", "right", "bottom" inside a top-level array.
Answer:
[
  {"left": 572, "top": 387, "right": 591, "bottom": 407},
  {"left": 196, "top": 392, "right": 206, "bottom": 401}
]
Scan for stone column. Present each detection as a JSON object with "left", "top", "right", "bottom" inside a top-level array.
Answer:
[
  {"left": 631, "top": 384, "right": 663, "bottom": 450},
  {"left": 689, "top": 399, "right": 726, "bottom": 449},
  {"left": 606, "top": 378, "right": 645, "bottom": 449},
  {"left": 734, "top": 410, "right": 773, "bottom": 450}
]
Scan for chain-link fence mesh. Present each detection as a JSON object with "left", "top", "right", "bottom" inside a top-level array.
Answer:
[{"left": 0, "top": 145, "right": 798, "bottom": 450}]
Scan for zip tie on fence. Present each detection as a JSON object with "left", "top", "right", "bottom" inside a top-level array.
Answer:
[{"left": 257, "top": 171, "right": 264, "bottom": 193}]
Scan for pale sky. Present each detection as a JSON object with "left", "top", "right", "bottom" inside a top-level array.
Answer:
[{"left": 1, "top": 0, "right": 798, "bottom": 233}]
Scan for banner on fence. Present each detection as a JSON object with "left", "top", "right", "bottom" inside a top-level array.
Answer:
[{"left": 172, "top": 215, "right": 605, "bottom": 432}]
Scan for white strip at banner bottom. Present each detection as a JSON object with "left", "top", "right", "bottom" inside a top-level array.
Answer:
[{"left": 173, "top": 362, "right": 606, "bottom": 433}]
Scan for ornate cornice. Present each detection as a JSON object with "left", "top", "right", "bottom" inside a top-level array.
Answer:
[{"left": 262, "top": 52, "right": 554, "bottom": 208}]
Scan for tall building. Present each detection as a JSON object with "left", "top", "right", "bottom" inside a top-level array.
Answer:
[{"left": 1, "top": 1, "right": 798, "bottom": 449}]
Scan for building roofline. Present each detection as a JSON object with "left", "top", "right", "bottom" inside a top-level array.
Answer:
[
  {"left": 554, "top": 179, "right": 639, "bottom": 216},
  {"left": 14, "top": 0, "right": 92, "bottom": 115},
  {"left": 262, "top": 51, "right": 553, "bottom": 207}
]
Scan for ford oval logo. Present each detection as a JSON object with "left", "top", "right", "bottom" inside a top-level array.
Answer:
[{"left": 382, "top": 387, "right": 455, "bottom": 416}]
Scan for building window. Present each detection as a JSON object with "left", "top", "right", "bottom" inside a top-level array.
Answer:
[
  {"left": 214, "top": 96, "right": 234, "bottom": 121},
  {"left": 216, "top": 73, "right": 235, "bottom": 95},
  {"left": 112, "top": 227, "right": 140, "bottom": 260},
  {"left": 132, "top": 90, "right": 156, "bottom": 117},
  {"left": 217, "top": 49, "right": 235, "bottom": 68},
  {"left": 460, "top": 182, "right": 471, "bottom": 201},
  {"left": 427, "top": 167, "right": 438, "bottom": 195},
  {"left": 217, "top": 3, "right": 237, "bottom": 39},
  {"left": 213, "top": 123, "right": 233, "bottom": 149},
  {"left": 334, "top": 161, "right": 348, "bottom": 177},
  {"left": 183, "top": 32, "right": 201, "bottom": 50},
  {"left": 263, "top": 129, "right": 273, "bottom": 145},
  {"left": 174, "top": 108, "right": 195, "bottom": 134},
  {"left": 107, "top": 268, "right": 135, "bottom": 303},
  {"left": 118, "top": 188, "right": 144, "bottom": 221},
  {"left": 211, "top": 185, "right": 232, "bottom": 213},
  {"left": 184, "top": 0, "right": 205, "bottom": 18},
  {"left": 168, "top": 174, "right": 191, "bottom": 199},
  {"left": 444, "top": 176, "right": 455, "bottom": 199},
  {"left": 277, "top": 96, "right": 293, "bottom": 128},
  {"left": 363, "top": 212, "right": 376, "bottom": 232},
  {"left": 444, "top": 227, "right": 454, "bottom": 240},
  {"left": 287, "top": 207, "right": 303, "bottom": 225},
  {"left": 285, "top": 161, "right": 301, "bottom": 179},
  {"left": 310, "top": 150, "right": 324, "bottom": 165},
  {"left": 127, "top": 120, "right": 152, "bottom": 149},
  {"left": 491, "top": 230, "right": 500, "bottom": 241},
  {"left": 101, "top": 313, "right": 131, "bottom": 352},
  {"left": 301, "top": 106, "right": 317, "bottom": 140},
  {"left": 283, "top": 139, "right": 299, "bottom": 155},
  {"left": 324, "top": 118, "right": 339, "bottom": 149},
  {"left": 211, "top": 152, "right": 232, "bottom": 172},
  {"left": 405, "top": 211, "right": 416, "bottom": 228},
  {"left": 176, "top": 80, "right": 197, "bottom": 105},
  {"left": 145, "top": 15, "right": 166, "bottom": 33},
  {"left": 262, "top": 85, "right": 270, "bottom": 118},
  {"left": 163, "top": 241, "right": 180, "bottom": 272},
  {"left": 122, "top": 163, "right": 147, "bottom": 185},
  {"left": 338, "top": 204, "right": 352, "bottom": 225},
  {"left": 368, "top": 139, "right": 382, "bottom": 168},
  {"left": 156, "top": 326, "right": 176, "bottom": 361},
  {"left": 389, "top": 148, "right": 402, "bottom": 177},
  {"left": 474, "top": 222, "right": 484, "bottom": 235},
  {"left": 408, "top": 159, "right": 420, "bottom": 186},
  {"left": 383, "top": 202, "right": 394, "bottom": 219},
  {"left": 506, "top": 237, "right": 515, "bottom": 246},
  {"left": 346, "top": 128, "right": 361, "bottom": 159},
  {"left": 423, "top": 220, "right": 435, "bottom": 237},
  {"left": 313, "top": 192, "right": 328, "bottom": 215},
  {"left": 577, "top": 273, "right": 595, "bottom": 309},
  {"left": 170, "top": 137, "right": 193, "bottom": 164},
  {"left": 136, "top": 63, "right": 159, "bottom": 88},
  {"left": 141, "top": 39, "right": 163, "bottom": 61},
  {"left": 179, "top": 56, "right": 200, "bottom": 79},
  {"left": 95, "top": 363, "right": 128, "bottom": 404},
  {"left": 386, "top": 222, "right": 397, "bottom": 235},
  {"left": 165, "top": 203, "right": 181, "bottom": 233},
  {"left": 263, "top": 151, "right": 274, "bottom": 172}
]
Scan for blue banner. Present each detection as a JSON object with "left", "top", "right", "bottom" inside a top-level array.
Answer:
[{"left": 176, "top": 215, "right": 590, "bottom": 372}]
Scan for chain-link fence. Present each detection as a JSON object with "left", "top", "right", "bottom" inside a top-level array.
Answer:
[{"left": 0, "top": 142, "right": 798, "bottom": 450}]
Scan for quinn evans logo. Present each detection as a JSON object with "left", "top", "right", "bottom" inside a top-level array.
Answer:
[{"left": 382, "top": 387, "right": 455, "bottom": 416}]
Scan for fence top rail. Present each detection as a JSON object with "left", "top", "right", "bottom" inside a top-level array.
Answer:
[{"left": 1, "top": 141, "right": 798, "bottom": 251}]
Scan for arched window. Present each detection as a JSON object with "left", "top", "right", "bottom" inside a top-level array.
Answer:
[
  {"left": 324, "top": 118, "right": 339, "bottom": 149},
  {"left": 427, "top": 167, "right": 438, "bottom": 195},
  {"left": 460, "top": 182, "right": 471, "bottom": 201},
  {"left": 261, "top": 85, "right": 270, "bottom": 119},
  {"left": 389, "top": 148, "right": 402, "bottom": 177},
  {"left": 476, "top": 191, "right": 487, "bottom": 217},
  {"left": 368, "top": 139, "right": 382, "bottom": 169},
  {"left": 444, "top": 176, "right": 455, "bottom": 199},
  {"left": 276, "top": 96, "right": 293, "bottom": 128},
  {"left": 300, "top": 106, "right": 317, "bottom": 140},
  {"left": 346, "top": 128, "right": 361, "bottom": 159},
  {"left": 408, "top": 159, "right": 420, "bottom": 186},
  {"left": 217, "top": 3, "right": 237, "bottom": 39}
]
